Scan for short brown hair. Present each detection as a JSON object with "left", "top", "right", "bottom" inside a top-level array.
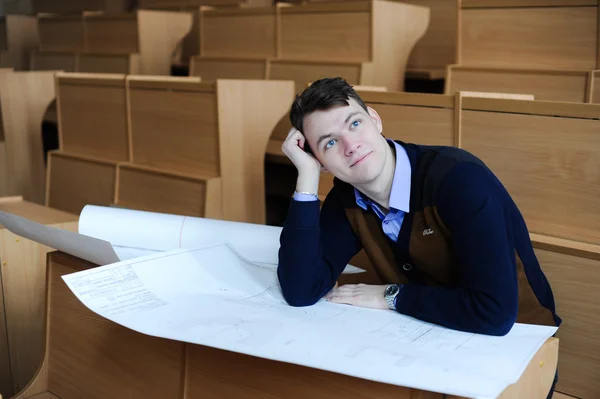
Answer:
[{"left": 289, "top": 77, "right": 368, "bottom": 154}]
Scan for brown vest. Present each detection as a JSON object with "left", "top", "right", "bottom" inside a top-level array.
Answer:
[{"left": 339, "top": 144, "right": 556, "bottom": 327}]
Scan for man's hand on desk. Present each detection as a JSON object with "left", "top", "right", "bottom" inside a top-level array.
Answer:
[{"left": 324, "top": 284, "right": 388, "bottom": 310}]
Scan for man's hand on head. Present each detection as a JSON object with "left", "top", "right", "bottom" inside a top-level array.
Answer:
[{"left": 324, "top": 284, "right": 389, "bottom": 310}]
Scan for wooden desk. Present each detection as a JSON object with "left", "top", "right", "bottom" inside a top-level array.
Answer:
[{"left": 12, "top": 251, "right": 558, "bottom": 399}]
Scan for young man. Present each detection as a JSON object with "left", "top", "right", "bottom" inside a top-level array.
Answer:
[{"left": 277, "top": 77, "right": 561, "bottom": 335}]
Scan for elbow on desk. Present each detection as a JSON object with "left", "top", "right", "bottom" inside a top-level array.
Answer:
[
  {"left": 470, "top": 301, "right": 518, "bottom": 336},
  {"left": 277, "top": 273, "right": 323, "bottom": 307}
]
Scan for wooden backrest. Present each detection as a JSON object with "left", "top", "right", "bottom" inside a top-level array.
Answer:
[
  {"left": 189, "top": 57, "right": 268, "bottom": 81},
  {"left": 46, "top": 152, "right": 117, "bottom": 215},
  {"left": 30, "top": 51, "right": 77, "bottom": 72},
  {"left": 78, "top": 54, "right": 139, "bottom": 74},
  {"left": 116, "top": 163, "right": 222, "bottom": 218},
  {"left": 85, "top": 14, "right": 139, "bottom": 54},
  {"left": 36, "top": 11, "right": 192, "bottom": 76},
  {"left": 0, "top": 71, "right": 56, "bottom": 204},
  {"left": 53, "top": 72, "right": 294, "bottom": 224},
  {"left": 279, "top": 2, "right": 372, "bottom": 62},
  {"left": 531, "top": 235, "right": 600, "bottom": 398},
  {"left": 57, "top": 73, "right": 130, "bottom": 162},
  {"left": 127, "top": 76, "right": 220, "bottom": 176},
  {"left": 446, "top": 66, "right": 592, "bottom": 103},
  {"left": 32, "top": 0, "right": 129, "bottom": 13},
  {"left": 37, "top": 15, "right": 85, "bottom": 52},
  {"left": 270, "top": 59, "right": 364, "bottom": 92},
  {"left": 460, "top": 98, "right": 600, "bottom": 245},
  {"left": 459, "top": 1, "right": 599, "bottom": 69},
  {"left": 0, "top": 197, "right": 77, "bottom": 398},
  {"left": 202, "top": 7, "right": 277, "bottom": 58}
]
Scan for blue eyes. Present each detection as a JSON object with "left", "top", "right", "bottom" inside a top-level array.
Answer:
[{"left": 323, "top": 119, "right": 361, "bottom": 151}]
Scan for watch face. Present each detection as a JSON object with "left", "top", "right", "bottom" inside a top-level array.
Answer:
[{"left": 385, "top": 284, "right": 399, "bottom": 296}]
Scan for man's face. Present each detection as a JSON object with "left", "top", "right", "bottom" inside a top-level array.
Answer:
[{"left": 303, "top": 98, "right": 388, "bottom": 186}]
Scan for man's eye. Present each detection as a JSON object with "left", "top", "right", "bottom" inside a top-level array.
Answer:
[
  {"left": 325, "top": 139, "right": 336, "bottom": 150},
  {"left": 351, "top": 120, "right": 361, "bottom": 128}
]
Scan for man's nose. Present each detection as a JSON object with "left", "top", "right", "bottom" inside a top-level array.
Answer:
[{"left": 343, "top": 135, "right": 361, "bottom": 156}]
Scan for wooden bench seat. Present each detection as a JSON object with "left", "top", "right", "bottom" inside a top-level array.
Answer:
[
  {"left": 36, "top": 11, "right": 192, "bottom": 75},
  {"left": 48, "top": 73, "right": 294, "bottom": 223},
  {"left": 0, "top": 197, "right": 78, "bottom": 398},
  {"left": 8, "top": 251, "right": 558, "bottom": 399}
]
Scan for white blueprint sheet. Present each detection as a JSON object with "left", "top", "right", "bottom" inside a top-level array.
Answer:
[{"left": 62, "top": 243, "right": 558, "bottom": 399}]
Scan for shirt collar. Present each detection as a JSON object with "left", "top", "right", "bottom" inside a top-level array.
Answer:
[{"left": 354, "top": 139, "right": 411, "bottom": 213}]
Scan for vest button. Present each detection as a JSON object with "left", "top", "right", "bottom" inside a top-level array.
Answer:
[{"left": 402, "top": 263, "right": 412, "bottom": 271}]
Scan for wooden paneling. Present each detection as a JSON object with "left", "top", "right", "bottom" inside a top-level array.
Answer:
[
  {"left": 46, "top": 260, "right": 185, "bottom": 399},
  {"left": 447, "top": 67, "right": 590, "bottom": 103},
  {"left": 534, "top": 236, "right": 600, "bottom": 398},
  {"left": 46, "top": 152, "right": 117, "bottom": 215},
  {"left": 202, "top": 11, "right": 276, "bottom": 58},
  {"left": 370, "top": 103, "right": 455, "bottom": 146},
  {"left": 460, "top": 7, "right": 598, "bottom": 69},
  {"left": 57, "top": 75, "right": 129, "bottom": 162},
  {"left": 461, "top": 109, "right": 600, "bottom": 245},
  {"left": 116, "top": 164, "right": 220, "bottom": 217},
  {"left": 37, "top": 16, "right": 85, "bottom": 52},
  {"left": 78, "top": 54, "right": 136, "bottom": 74},
  {"left": 190, "top": 57, "right": 267, "bottom": 81},
  {"left": 128, "top": 82, "right": 220, "bottom": 176},
  {"left": 0, "top": 198, "right": 77, "bottom": 396},
  {"left": 280, "top": 8, "right": 371, "bottom": 62},
  {"left": 270, "top": 60, "right": 362, "bottom": 92},
  {"left": 85, "top": 15, "right": 139, "bottom": 54},
  {"left": 30, "top": 52, "right": 77, "bottom": 72}
]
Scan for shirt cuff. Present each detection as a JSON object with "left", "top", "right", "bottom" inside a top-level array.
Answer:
[{"left": 293, "top": 192, "right": 319, "bottom": 202}]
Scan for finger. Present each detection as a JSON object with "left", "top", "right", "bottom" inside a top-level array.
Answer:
[
  {"left": 327, "top": 292, "right": 359, "bottom": 305},
  {"left": 296, "top": 133, "right": 306, "bottom": 150},
  {"left": 285, "top": 127, "right": 299, "bottom": 139}
]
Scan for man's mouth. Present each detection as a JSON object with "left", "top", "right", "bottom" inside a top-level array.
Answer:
[{"left": 350, "top": 152, "right": 372, "bottom": 167}]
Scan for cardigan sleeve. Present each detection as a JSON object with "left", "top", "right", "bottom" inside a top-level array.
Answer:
[{"left": 277, "top": 185, "right": 363, "bottom": 307}]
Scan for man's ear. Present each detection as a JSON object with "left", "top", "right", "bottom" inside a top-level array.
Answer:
[{"left": 367, "top": 106, "right": 383, "bottom": 134}]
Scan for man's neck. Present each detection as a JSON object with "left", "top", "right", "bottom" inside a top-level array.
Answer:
[{"left": 354, "top": 143, "right": 396, "bottom": 210}]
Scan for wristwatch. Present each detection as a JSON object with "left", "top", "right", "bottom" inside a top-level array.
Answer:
[{"left": 384, "top": 284, "right": 401, "bottom": 310}]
